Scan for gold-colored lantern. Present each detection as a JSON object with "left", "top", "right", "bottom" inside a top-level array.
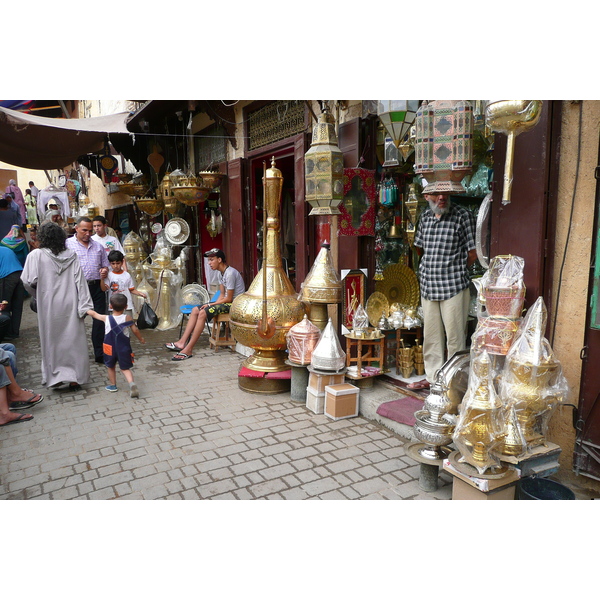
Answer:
[
  {"left": 230, "top": 157, "right": 305, "bottom": 391},
  {"left": 134, "top": 196, "right": 164, "bottom": 217},
  {"left": 304, "top": 109, "right": 344, "bottom": 215},
  {"left": 453, "top": 351, "right": 507, "bottom": 475},
  {"left": 300, "top": 242, "right": 342, "bottom": 331}
]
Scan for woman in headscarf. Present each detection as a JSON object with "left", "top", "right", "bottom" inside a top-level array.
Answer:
[
  {"left": 4, "top": 179, "right": 26, "bottom": 225},
  {"left": 0, "top": 225, "right": 29, "bottom": 267},
  {"left": 21, "top": 222, "right": 94, "bottom": 391}
]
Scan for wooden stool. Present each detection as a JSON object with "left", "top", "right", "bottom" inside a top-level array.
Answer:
[{"left": 209, "top": 312, "right": 235, "bottom": 351}]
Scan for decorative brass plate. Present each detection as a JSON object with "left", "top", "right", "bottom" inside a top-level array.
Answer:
[
  {"left": 375, "top": 263, "right": 420, "bottom": 308},
  {"left": 179, "top": 284, "right": 210, "bottom": 308},
  {"left": 365, "top": 291, "right": 389, "bottom": 327}
]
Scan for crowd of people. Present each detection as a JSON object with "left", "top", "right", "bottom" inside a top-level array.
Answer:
[{"left": 1, "top": 179, "right": 248, "bottom": 428}]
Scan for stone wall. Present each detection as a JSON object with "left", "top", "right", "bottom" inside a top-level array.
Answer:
[{"left": 548, "top": 100, "right": 600, "bottom": 494}]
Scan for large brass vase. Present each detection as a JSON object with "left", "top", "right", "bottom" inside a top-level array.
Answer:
[{"left": 230, "top": 158, "right": 305, "bottom": 376}]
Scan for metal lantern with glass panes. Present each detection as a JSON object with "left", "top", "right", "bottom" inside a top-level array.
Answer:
[
  {"left": 304, "top": 109, "right": 344, "bottom": 215},
  {"left": 377, "top": 100, "right": 420, "bottom": 152}
]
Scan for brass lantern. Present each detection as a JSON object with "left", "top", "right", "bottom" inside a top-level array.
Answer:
[{"left": 304, "top": 109, "right": 344, "bottom": 215}]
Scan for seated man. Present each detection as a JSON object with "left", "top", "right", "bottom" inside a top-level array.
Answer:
[
  {"left": 0, "top": 347, "right": 43, "bottom": 426},
  {"left": 165, "top": 248, "right": 245, "bottom": 361}
]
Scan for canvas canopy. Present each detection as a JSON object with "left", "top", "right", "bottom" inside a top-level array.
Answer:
[{"left": 0, "top": 106, "right": 133, "bottom": 169}]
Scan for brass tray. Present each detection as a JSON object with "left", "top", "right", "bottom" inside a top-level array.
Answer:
[
  {"left": 375, "top": 263, "right": 420, "bottom": 308},
  {"left": 179, "top": 283, "right": 210, "bottom": 308},
  {"left": 365, "top": 291, "right": 389, "bottom": 327}
]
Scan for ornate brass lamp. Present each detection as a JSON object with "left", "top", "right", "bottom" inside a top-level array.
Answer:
[
  {"left": 230, "top": 158, "right": 305, "bottom": 390},
  {"left": 304, "top": 109, "right": 345, "bottom": 215},
  {"left": 134, "top": 196, "right": 164, "bottom": 217},
  {"left": 453, "top": 351, "right": 507, "bottom": 475},
  {"left": 299, "top": 242, "right": 342, "bottom": 331}
]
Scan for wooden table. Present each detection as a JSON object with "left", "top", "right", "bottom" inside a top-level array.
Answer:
[{"left": 344, "top": 334, "right": 386, "bottom": 376}]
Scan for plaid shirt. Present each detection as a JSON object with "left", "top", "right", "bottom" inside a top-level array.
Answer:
[
  {"left": 65, "top": 235, "right": 110, "bottom": 281},
  {"left": 414, "top": 204, "right": 476, "bottom": 301}
]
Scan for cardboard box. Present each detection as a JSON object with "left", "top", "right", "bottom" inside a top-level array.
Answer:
[
  {"left": 451, "top": 477, "right": 516, "bottom": 500},
  {"left": 306, "top": 386, "right": 325, "bottom": 414},
  {"left": 308, "top": 370, "right": 345, "bottom": 393},
  {"left": 324, "top": 383, "right": 359, "bottom": 420},
  {"left": 443, "top": 458, "right": 520, "bottom": 500}
]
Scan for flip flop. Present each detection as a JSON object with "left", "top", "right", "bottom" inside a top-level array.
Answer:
[
  {"left": 172, "top": 352, "right": 192, "bottom": 361},
  {"left": 407, "top": 379, "right": 430, "bottom": 390},
  {"left": 0, "top": 413, "right": 34, "bottom": 427},
  {"left": 10, "top": 393, "right": 44, "bottom": 409},
  {"left": 164, "top": 343, "right": 183, "bottom": 352}
]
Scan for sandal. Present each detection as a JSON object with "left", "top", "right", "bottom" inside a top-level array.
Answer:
[
  {"left": 172, "top": 352, "right": 192, "bottom": 361},
  {"left": 10, "top": 393, "right": 44, "bottom": 409},
  {"left": 407, "top": 379, "right": 430, "bottom": 390},
  {"left": 164, "top": 342, "right": 183, "bottom": 352},
  {"left": 0, "top": 413, "right": 34, "bottom": 427}
]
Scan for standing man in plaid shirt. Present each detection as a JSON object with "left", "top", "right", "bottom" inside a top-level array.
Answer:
[
  {"left": 408, "top": 191, "right": 477, "bottom": 391},
  {"left": 66, "top": 217, "right": 110, "bottom": 363}
]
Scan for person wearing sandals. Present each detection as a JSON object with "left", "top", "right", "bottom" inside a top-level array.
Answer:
[
  {"left": 408, "top": 189, "right": 477, "bottom": 392},
  {"left": 87, "top": 293, "right": 145, "bottom": 397},
  {"left": 165, "top": 248, "right": 245, "bottom": 361}
]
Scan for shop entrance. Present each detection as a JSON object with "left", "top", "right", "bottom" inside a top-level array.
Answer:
[{"left": 249, "top": 150, "right": 297, "bottom": 288}]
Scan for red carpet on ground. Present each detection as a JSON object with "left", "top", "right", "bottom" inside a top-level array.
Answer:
[{"left": 376, "top": 396, "right": 424, "bottom": 426}]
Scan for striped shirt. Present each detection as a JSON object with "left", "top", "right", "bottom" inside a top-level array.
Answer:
[
  {"left": 414, "top": 203, "right": 476, "bottom": 301},
  {"left": 65, "top": 235, "right": 110, "bottom": 281}
]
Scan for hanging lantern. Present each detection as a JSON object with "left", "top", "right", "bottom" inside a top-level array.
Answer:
[
  {"left": 304, "top": 108, "right": 345, "bottom": 215},
  {"left": 377, "top": 100, "right": 420, "bottom": 149},
  {"left": 414, "top": 100, "right": 474, "bottom": 195}
]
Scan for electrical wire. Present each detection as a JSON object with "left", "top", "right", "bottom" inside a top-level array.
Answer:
[{"left": 550, "top": 101, "right": 583, "bottom": 345}]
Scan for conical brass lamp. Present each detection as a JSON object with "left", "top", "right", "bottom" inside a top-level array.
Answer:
[
  {"left": 230, "top": 157, "right": 305, "bottom": 392},
  {"left": 300, "top": 242, "right": 342, "bottom": 330}
]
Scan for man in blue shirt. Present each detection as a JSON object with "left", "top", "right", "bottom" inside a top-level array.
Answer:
[{"left": 0, "top": 245, "right": 26, "bottom": 339}]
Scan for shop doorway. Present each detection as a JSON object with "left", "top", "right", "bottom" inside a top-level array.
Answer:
[{"left": 249, "top": 151, "right": 297, "bottom": 288}]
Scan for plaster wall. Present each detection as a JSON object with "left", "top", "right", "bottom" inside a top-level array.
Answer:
[
  {"left": 548, "top": 100, "right": 600, "bottom": 494},
  {"left": 0, "top": 163, "right": 50, "bottom": 197}
]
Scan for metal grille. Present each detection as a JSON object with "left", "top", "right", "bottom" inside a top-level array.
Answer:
[
  {"left": 194, "top": 124, "right": 228, "bottom": 171},
  {"left": 248, "top": 101, "right": 306, "bottom": 150}
]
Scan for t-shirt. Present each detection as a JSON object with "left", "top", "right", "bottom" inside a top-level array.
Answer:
[
  {"left": 104, "top": 312, "right": 130, "bottom": 338},
  {"left": 219, "top": 265, "right": 245, "bottom": 300},
  {"left": 92, "top": 233, "right": 125, "bottom": 256},
  {"left": 106, "top": 270, "right": 135, "bottom": 310}
]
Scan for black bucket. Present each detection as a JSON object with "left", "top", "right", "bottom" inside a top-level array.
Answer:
[{"left": 517, "top": 477, "right": 575, "bottom": 500}]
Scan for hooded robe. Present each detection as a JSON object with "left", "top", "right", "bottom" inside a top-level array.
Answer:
[{"left": 21, "top": 246, "right": 93, "bottom": 387}]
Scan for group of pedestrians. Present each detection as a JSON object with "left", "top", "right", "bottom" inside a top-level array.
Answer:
[{"left": 22, "top": 217, "right": 144, "bottom": 397}]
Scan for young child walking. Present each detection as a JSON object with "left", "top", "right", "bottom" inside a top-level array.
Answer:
[
  {"left": 101, "top": 249, "right": 147, "bottom": 318},
  {"left": 87, "top": 293, "right": 145, "bottom": 397}
]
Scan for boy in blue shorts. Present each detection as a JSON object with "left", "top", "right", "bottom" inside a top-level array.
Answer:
[{"left": 87, "top": 293, "right": 145, "bottom": 397}]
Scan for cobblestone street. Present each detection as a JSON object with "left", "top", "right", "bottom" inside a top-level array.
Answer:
[{"left": 0, "top": 305, "right": 453, "bottom": 500}]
